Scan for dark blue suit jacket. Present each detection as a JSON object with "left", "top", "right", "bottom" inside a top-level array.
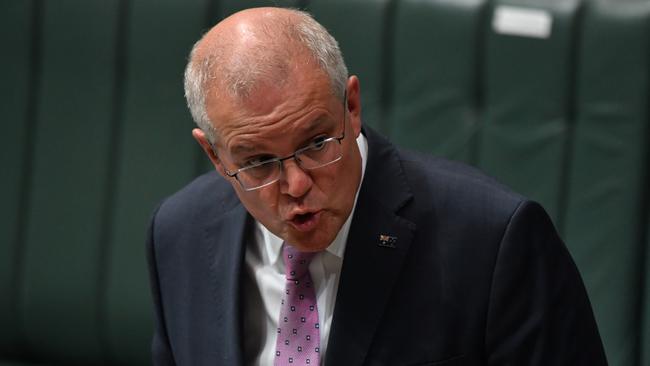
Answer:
[{"left": 147, "top": 127, "right": 607, "bottom": 365}]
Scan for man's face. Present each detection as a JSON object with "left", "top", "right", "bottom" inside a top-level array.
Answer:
[{"left": 196, "top": 66, "right": 363, "bottom": 252}]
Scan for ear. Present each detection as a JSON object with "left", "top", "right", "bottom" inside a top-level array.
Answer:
[
  {"left": 192, "top": 128, "right": 228, "bottom": 177},
  {"left": 346, "top": 75, "right": 362, "bottom": 137}
]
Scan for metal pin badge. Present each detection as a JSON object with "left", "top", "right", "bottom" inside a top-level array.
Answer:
[{"left": 378, "top": 234, "right": 397, "bottom": 248}]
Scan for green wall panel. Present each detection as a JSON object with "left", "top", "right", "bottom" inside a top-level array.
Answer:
[
  {"left": 18, "top": 0, "right": 120, "bottom": 363},
  {"left": 219, "top": 0, "right": 301, "bottom": 19},
  {"left": 639, "top": 217, "right": 650, "bottom": 366},
  {"left": 0, "top": 0, "right": 33, "bottom": 355},
  {"left": 639, "top": 212, "right": 650, "bottom": 366},
  {"left": 390, "top": 0, "right": 486, "bottom": 162},
  {"left": 563, "top": 1, "right": 650, "bottom": 365},
  {"left": 310, "top": 0, "right": 392, "bottom": 133},
  {"left": 103, "top": 0, "right": 210, "bottom": 364},
  {"left": 477, "top": 0, "right": 580, "bottom": 221}
]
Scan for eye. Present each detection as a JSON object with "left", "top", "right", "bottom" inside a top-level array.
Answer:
[
  {"left": 243, "top": 155, "right": 274, "bottom": 168},
  {"left": 310, "top": 136, "right": 328, "bottom": 150}
]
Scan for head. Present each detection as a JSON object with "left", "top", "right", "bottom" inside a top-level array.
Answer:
[{"left": 185, "top": 7, "right": 363, "bottom": 252}]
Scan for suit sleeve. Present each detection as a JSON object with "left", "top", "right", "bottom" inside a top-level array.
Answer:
[
  {"left": 485, "top": 200, "right": 608, "bottom": 365},
  {"left": 146, "top": 204, "right": 177, "bottom": 366}
]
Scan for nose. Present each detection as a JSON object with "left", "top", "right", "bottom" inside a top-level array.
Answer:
[{"left": 279, "top": 158, "right": 313, "bottom": 197}]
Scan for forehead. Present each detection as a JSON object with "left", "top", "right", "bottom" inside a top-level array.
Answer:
[{"left": 207, "top": 64, "right": 338, "bottom": 151}]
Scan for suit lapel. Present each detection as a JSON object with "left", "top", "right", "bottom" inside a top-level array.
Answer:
[
  {"left": 326, "top": 128, "right": 416, "bottom": 366},
  {"left": 203, "top": 202, "right": 249, "bottom": 366}
]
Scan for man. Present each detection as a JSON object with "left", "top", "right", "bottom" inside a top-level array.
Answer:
[{"left": 147, "top": 7, "right": 607, "bottom": 366}]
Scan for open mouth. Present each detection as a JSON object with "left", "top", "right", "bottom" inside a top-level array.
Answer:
[
  {"left": 294, "top": 212, "right": 314, "bottom": 224},
  {"left": 289, "top": 211, "right": 321, "bottom": 232}
]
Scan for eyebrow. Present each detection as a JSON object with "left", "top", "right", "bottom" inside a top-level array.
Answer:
[
  {"left": 302, "top": 115, "right": 330, "bottom": 135},
  {"left": 230, "top": 144, "right": 256, "bottom": 155},
  {"left": 229, "top": 116, "right": 332, "bottom": 156}
]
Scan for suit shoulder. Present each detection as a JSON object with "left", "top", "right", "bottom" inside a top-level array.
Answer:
[
  {"left": 153, "top": 170, "right": 239, "bottom": 229},
  {"left": 398, "top": 149, "right": 525, "bottom": 217}
]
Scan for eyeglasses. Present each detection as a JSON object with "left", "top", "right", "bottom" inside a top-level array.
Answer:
[{"left": 220, "top": 92, "right": 348, "bottom": 191}]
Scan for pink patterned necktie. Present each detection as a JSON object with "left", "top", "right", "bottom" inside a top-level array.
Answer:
[{"left": 274, "top": 244, "right": 320, "bottom": 365}]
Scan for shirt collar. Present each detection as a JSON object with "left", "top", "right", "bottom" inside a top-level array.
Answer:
[{"left": 256, "top": 131, "right": 369, "bottom": 266}]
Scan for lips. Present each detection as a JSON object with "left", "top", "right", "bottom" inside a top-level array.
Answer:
[{"left": 288, "top": 210, "right": 322, "bottom": 232}]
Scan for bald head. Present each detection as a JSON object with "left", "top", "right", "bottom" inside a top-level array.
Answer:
[
  {"left": 184, "top": 8, "right": 348, "bottom": 143},
  {"left": 194, "top": 8, "right": 305, "bottom": 97}
]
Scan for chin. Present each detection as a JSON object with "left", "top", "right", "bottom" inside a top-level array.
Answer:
[
  {"left": 286, "top": 230, "right": 336, "bottom": 252},
  {"left": 280, "top": 211, "right": 346, "bottom": 251}
]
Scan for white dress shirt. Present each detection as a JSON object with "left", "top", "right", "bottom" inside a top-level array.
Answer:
[{"left": 242, "top": 133, "right": 368, "bottom": 366}]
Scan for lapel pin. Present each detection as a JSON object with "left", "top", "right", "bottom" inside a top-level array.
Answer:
[{"left": 378, "top": 234, "right": 398, "bottom": 248}]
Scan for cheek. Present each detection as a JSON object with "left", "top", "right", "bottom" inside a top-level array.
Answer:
[
  {"left": 242, "top": 187, "right": 281, "bottom": 218},
  {"left": 329, "top": 151, "right": 362, "bottom": 204},
  {"left": 336, "top": 146, "right": 360, "bottom": 182},
  {"left": 310, "top": 166, "right": 339, "bottom": 195},
  {"left": 312, "top": 167, "right": 351, "bottom": 205}
]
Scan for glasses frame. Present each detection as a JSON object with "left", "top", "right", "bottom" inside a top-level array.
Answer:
[{"left": 218, "top": 91, "right": 348, "bottom": 191}]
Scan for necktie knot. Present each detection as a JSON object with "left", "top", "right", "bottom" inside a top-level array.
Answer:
[{"left": 283, "top": 244, "right": 316, "bottom": 280}]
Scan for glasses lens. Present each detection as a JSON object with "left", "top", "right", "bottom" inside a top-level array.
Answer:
[
  {"left": 235, "top": 138, "right": 343, "bottom": 191},
  {"left": 297, "top": 138, "right": 342, "bottom": 170},
  {"left": 237, "top": 160, "right": 282, "bottom": 190}
]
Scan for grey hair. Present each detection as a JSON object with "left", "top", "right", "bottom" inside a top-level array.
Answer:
[{"left": 184, "top": 9, "right": 349, "bottom": 144}]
